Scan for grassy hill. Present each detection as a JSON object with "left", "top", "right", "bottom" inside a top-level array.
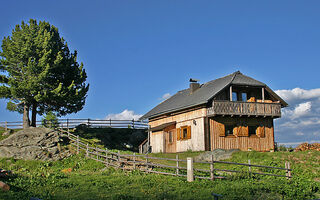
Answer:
[
  {"left": 0, "top": 128, "right": 319, "bottom": 199},
  {"left": 0, "top": 150, "right": 319, "bottom": 200}
]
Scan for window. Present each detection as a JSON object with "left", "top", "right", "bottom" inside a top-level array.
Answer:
[
  {"left": 182, "top": 128, "right": 188, "bottom": 139},
  {"left": 168, "top": 131, "right": 173, "bottom": 143},
  {"left": 248, "top": 126, "right": 257, "bottom": 136},
  {"left": 232, "top": 92, "right": 238, "bottom": 101},
  {"left": 177, "top": 126, "right": 191, "bottom": 140},
  {"left": 241, "top": 92, "right": 247, "bottom": 102},
  {"left": 225, "top": 125, "right": 234, "bottom": 136}
]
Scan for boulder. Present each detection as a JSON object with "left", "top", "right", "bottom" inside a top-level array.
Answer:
[
  {"left": 0, "top": 181, "right": 10, "bottom": 191},
  {"left": 0, "top": 127, "right": 70, "bottom": 161}
]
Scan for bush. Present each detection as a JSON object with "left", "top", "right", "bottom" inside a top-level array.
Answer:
[{"left": 41, "top": 111, "right": 59, "bottom": 128}]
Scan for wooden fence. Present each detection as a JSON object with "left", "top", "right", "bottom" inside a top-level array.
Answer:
[
  {"left": 0, "top": 118, "right": 149, "bottom": 130},
  {"left": 59, "top": 129, "right": 292, "bottom": 181}
]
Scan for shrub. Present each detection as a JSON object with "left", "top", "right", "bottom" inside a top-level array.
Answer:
[{"left": 41, "top": 111, "right": 59, "bottom": 128}]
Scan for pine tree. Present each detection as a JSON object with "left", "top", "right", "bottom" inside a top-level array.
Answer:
[{"left": 0, "top": 19, "right": 89, "bottom": 128}]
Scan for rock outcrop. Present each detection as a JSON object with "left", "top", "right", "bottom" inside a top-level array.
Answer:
[
  {"left": 0, "top": 127, "right": 70, "bottom": 161},
  {"left": 195, "top": 149, "right": 240, "bottom": 162}
]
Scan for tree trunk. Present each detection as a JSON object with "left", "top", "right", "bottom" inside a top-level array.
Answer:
[
  {"left": 23, "top": 104, "right": 30, "bottom": 129},
  {"left": 31, "top": 102, "right": 37, "bottom": 127}
]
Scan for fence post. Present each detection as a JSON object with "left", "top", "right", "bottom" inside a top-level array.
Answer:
[
  {"left": 105, "top": 149, "right": 109, "bottom": 167},
  {"left": 132, "top": 119, "right": 135, "bottom": 129},
  {"left": 145, "top": 154, "right": 149, "bottom": 172},
  {"left": 176, "top": 155, "right": 179, "bottom": 176},
  {"left": 86, "top": 144, "right": 89, "bottom": 157},
  {"left": 4, "top": 121, "right": 7, "bottom": 131},
  {"left": 285, "top": 161, "right": 288, "bottom": 178},
  {"left": 133, "top": 153, "right": 136, "bottom": 170},
  {"left": 287, "top": 162, "right": 291, "bottom": 179},
  {"left": 87, "top": 118, "right": 90, "bottom": 126},
  {"left": 187, "top": 157, "right": 194, "bottom": 182},
  {"left": 210, "top": 155, "right": 215, "bottom": 181},
  {"left": 109, "top": 119, "right": 112, "bottom": 127},
  {"left": 117, "top": 150, "right": 120, "bottom": 168},
  {"left": 248, "top": 159, "right": 251, "bottom": 173},
  {"left": 67, "top": 119, "right": 69, "bottom": 131},
  {"left": 76, "top": 135, "right": 79, "bottom": 154}
]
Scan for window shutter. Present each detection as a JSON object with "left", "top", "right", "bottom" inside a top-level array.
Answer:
[
  {"left": 233, "top": 126, "right": 239, "bottom": 137},
  {"left": 187, "top": 126, "right": 191, "bottom": 139},
  {"left": 217, "top": 121, "right": 225, "bottom": 137},
  {"left": 259, "top": 125, "right": 265, "bottom": 138},
  {"left": 177, "top": 128, "right": 181, "bottom": 140},
  {"left": 242, "top": 126, "right": 249, "bottom": 137}
]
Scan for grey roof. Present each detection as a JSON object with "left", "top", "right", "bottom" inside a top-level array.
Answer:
[{"left": 141, "top": 71, "right": 287, "bottom": 120}]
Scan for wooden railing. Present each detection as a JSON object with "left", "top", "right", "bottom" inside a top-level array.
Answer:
[
  {"left": 207, "top": 101, "right": 281, "bottom": 117},
  {"left": 0, "top": 118, "right": 148, "bottom": 130},
  {"left": 60, "top": 129, "right": 292, "bottom": 181}
]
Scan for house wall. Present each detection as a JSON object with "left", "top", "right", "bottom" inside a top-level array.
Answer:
[
  {"left": 150, "top": 130, "right": 165, "bottom": 153},
  {"left": 149, "top": 108, "right": 207, "bottom": 153},
  {"left": 210, "top": 117, "right": 275, "bottom": 151}
]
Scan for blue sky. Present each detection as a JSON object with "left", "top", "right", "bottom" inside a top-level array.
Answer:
[{"left": 0, "top": 0, "right": 320, "bottom": 145}]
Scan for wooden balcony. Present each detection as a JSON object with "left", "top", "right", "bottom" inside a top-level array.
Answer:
[{"left": 207, "top": 101, "right": 281, "bottom": 118}]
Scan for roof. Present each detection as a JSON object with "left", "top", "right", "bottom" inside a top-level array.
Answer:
[
  {"left": 141, "top": 71, "right": 288, "bottom": 120},
  {"left": 150, "top": 121, "right": 176, "bottom": 132}
]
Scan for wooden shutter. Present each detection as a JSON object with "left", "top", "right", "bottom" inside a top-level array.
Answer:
[
  {"left": 177, "top": 128, "right": 181, "bottom": 140},
  {"left": 187, "top": 126, "right": 191, "bottom": 139},
  {"left": 241, "top": 125, "right": 249, "bottom": 137},
  {"left": 233, "top": 126, "right": 239, "bottom": 137},
  {"left": 217, "top": 121, "right": 225, "bottom": 137},
  {"left": 259, "top": 121, "right": 265, "bottom": 138},
  {"left": 257, "top": 121, "right": 265, "bottom": 138}
]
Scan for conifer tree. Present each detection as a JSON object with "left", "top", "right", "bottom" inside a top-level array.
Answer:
[{"left": 0, "top": 19, "right": 89, "bottom": 128}]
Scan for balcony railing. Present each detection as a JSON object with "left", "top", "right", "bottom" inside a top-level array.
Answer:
[{"left": 207, "top": 101, "right": 281, "bottom": 117}]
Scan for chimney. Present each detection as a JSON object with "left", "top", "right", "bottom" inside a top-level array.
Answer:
[{"left": 189, "top": 78, "right": 200, "bottom": 94}]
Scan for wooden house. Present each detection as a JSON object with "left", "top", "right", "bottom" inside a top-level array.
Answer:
[{"left": 140, "top": 71, "right": 288, "bottom": 153}]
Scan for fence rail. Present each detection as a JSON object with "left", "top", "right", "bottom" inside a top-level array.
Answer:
[
  {"left": 207, "top": 100, "right": 281, "bottom": 117},
  {"left": 0, "top": 118, "right": 149, "bottom": 130},
  {"left": 59, "top": 129, "right": 292, "bottom": 181}
]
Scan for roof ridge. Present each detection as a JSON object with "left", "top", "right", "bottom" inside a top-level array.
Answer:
[{"left": 230, "top": 71, "right": 240, "bottom": 84}]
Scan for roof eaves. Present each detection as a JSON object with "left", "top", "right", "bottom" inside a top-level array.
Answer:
[{"left": 143, "top": 101, "right": 208, "bottom": 120}]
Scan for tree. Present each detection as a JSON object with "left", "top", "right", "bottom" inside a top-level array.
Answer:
[
  {"left": 41, "top": 111, "right": 59, "bottom": 128},
  {"left": 0, "top": 19, "right": 89, "bottom": 128}
]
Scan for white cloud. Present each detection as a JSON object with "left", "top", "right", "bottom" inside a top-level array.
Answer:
[
  {"left": 105, "top": 109, "right": 142, "bottom": 120},
  {"left": 159, "top": 93, "right": 171, "bottom": 101},
  {"left": 275, "top": 88, "right": 320, "bottom": 102},
  {"left": 283, "top": 102, "right": 312, "bottom": 119},
  {"left": 296, "top": 132, "right": 304, "bottom": 136},
  {"left": 274, "top": 87, "right": 320, "bottom": 147}
]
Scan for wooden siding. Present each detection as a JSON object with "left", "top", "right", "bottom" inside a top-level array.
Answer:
[
  {"left": 210, "top": 117, "right": 274, "bottom": 151},
  {"left": 207, "top": 101, "right": 281, "bottom": 117},
  {"left": 149, "top": 108, "right": 207, "bottom": 153}
]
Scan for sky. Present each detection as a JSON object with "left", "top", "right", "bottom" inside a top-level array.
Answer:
[{"left": 0, "top": 0, "right": 320, "bottom": 146}]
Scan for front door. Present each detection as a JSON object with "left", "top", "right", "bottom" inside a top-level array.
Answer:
[{"left": 164, "top": 125, "right": 176, "bottom": 153}]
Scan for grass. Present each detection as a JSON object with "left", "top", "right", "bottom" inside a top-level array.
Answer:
[
  {"left": 0, "top": 151, "right": 319, "bottom": 200},
  {"left": 0, "top": 128, "right": 319, "bottom": 199}
]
